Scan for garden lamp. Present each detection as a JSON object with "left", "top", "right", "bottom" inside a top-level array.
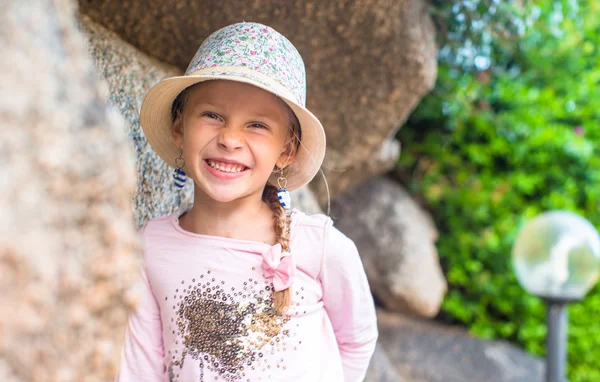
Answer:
[{"left": 512, "top": 211, "right": 600, "bottom": 382}]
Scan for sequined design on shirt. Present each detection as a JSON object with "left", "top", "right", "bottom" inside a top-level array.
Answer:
[{"left": 167, "top": 270, "right": 294, "bottom": 381}]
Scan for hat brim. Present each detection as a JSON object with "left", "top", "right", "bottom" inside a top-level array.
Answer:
[{"left": 140, "top": 71, "right": 325, "bottom": 191}]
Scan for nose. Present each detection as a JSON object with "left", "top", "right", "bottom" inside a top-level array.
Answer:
[{"left": 217, "top": 125, "right": 244, "bottom": 151}]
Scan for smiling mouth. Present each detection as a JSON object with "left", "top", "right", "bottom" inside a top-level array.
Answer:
[{"left": 205, "top": 159, "right": 248, "bottom": 173}]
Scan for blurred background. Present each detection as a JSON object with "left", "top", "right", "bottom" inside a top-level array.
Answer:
[
  {"left": 397, "top": 1, "right": 600, "bottom": 381},
  {"left": 1, "top": 0, "right": 598, "bottom": 381}
]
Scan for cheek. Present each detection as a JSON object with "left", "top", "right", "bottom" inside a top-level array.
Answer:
[
  {"left": 247, "top": 135, "right": 286, "bottom": 163},
  {"left": 183, "top": 123, "right": 218, "bottom": 145}
]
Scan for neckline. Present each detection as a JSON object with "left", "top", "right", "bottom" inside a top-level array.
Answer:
[{"left": 169, "top": 203, "right": 301, "bottom": 248}]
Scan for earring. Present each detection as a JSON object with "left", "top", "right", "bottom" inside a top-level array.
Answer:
[
  {"left": 173, "top": 148, "right": 187, "bottom": 189},
  {"left": 276, "top": 168, "right": 291, "bottom": 210}
]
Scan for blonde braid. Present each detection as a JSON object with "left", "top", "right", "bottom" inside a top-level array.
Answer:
[{"left": 262, "top": 184, "right": 293, "bottom": 315}]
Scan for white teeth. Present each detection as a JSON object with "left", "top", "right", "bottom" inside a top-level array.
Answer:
[{"left": 208, "top": 160, "right": 244, "bottom": 173}]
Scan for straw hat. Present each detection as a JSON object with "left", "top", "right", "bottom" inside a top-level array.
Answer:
[{"left": 140, "top": 22, "right": 325, "bottom": 191}]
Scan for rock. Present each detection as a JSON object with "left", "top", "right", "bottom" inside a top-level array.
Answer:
[
  {"left": 365, "top": 344, "right": 404, "bottom": 382},
  {"left": 79, "top": 15, "right": 193, "bottom": 227},
  {"left": 291, "top": 185, "right": 323, "bottom": 215},
  {"left": 77, "top": 0, "right": 437, "bottom": 200},
  {"left": 331, "top": 176, "right": 446, "bottom": 317},
  {"left": 0, "top": 0, "right": 139, "bottom": 380},
  {"left": 316, "top": 138, "right": 401, "bottom": 205},
  {"left": 377, "top": 310, "right": 544, "bottom": 382}
]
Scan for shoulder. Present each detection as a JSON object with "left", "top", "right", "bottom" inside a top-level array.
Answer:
[
  {"left": 138, "top": 208, "right": 183, "bottom": 249},
  {"left": 290, "top": 209, "right": 330, "bottom": 243},
  {"left": 292, "top": 209, "right": 331, "bottom": 229},
  {"left": 291, "top": 210, "right": 356, "bottom": 253},
  {"left": 326, "top": 223, "right": 357, "bottom": 252},
  {"left": 141, "top": 212, "right": 174, "bottom": 235},
  {"left": 292, "top": 211, "right": 360, "bottom": 280}
]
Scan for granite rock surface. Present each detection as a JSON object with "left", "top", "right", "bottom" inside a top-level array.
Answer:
[
  {"left": 377, "top": 310, "right": 544, "bottom": 382},
  {"left": 0, "top": 1, "right": 139, "bottom": 380},
  {"left": 331, "top": 176, "right": 447, "bottom": 317},
  {"left": 80, "top": 15, "right": 193, "bottom": 227},
  {"left": 365, "top": 344, "right": 404, "bottom": 382}
]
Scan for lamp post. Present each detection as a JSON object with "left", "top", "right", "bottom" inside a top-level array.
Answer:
[{"left": 512, "top": 211, "right": 600, "bottom": 382}]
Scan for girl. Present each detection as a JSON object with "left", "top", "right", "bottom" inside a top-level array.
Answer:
[{"left": 117, "top": 22, "right": 378, "bottom": 382}]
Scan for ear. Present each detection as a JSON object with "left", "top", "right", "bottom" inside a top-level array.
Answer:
[
  {"left": 170, "top": 117, "right": 184, "bottom": 148},
  {"left": 275, "top": 137, "right": 297, "bottom": 169}
]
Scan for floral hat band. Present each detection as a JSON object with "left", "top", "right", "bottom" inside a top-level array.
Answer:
[{"left": 140, "top": 22, "right": 325, "bottom": 191}]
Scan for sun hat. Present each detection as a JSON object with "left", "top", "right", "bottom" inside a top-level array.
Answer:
[{"left": 139, "top": 22, "right": 326, "bottom": 191}]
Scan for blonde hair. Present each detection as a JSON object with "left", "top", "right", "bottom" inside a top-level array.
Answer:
[
  {"left": 263, "top": 97, "right": 301, "bottom": 315},
  {"left": 172, "top": 82, "right": 301, "bottom": 315},
  {"left": 261, "top": 184, "right": 293, "bottom": 314}
]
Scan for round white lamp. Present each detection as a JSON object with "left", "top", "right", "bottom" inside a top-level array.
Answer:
[{"left": 512, "top": 211, "right": 600, "bottom": 382}]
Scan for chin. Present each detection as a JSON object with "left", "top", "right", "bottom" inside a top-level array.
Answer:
[
  {"left": 208, "top": 191, "right": 246, "bottom": 203},
  {"left": 193, "top": 181, "right": 255, "bottom": 204}
]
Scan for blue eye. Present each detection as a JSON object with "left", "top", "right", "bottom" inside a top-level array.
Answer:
[
  {"left": 250, "top": 123, "right": 268, "bottom": 129},
  {"left": 203, "top": 112, "right": 221, "bottom": 120}
]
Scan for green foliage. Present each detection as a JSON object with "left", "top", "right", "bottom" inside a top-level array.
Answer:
[
  {"left": 398, "top": 1, "right": 600, "bottom": 380},
  {"left": 428, "top": 0, "right": 526, "bottom": 70}
]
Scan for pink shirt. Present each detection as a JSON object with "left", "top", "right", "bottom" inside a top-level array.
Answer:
[{"left": 117, "top": 205, "right": 378, "bottom": 382}]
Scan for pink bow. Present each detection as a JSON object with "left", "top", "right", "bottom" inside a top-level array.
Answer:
[{"left": 262, "top": 243, "right": 296, "bottom": 292}]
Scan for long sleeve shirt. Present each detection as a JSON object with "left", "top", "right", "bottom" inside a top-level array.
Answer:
[{"left": 116, "top": 204, "right": 378, "bottom": 382}]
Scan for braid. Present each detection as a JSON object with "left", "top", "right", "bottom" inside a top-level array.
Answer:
[
  {"left": 262, "top": 184, "right": 293, "bottom": 315},
  {"left": 263, "top": 100, "right": 300, "bottom": 315}
]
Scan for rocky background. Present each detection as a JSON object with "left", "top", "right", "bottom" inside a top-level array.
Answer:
[
  {"left": 0, "top": 0, "right": 140, "bottom": 380},
  {"left": 0, "top": 0, "right": 544, "bottom": 381}
]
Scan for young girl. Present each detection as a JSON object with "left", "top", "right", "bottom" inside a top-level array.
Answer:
[{"left": 117, "top": 22, "right": 377, "bottom": 382}]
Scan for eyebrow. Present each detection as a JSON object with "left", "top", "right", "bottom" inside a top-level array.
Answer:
[
  {"left": 250, "top": 113, "right": 284, "bottom": 125},
  {"left": 191, "top": 102, "right": 222, "bottom": 112}
]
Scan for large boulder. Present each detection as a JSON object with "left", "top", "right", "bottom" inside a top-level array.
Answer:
[
  {"left": 0, "top": 0, "right": 139, "bottom": 380},
  {"left": 77, "top": 0, "right": 437, "bottom": 202},
  {"left": 331, "top": 176, "right": 447, "bottom": 317},
  {"left": 80, "top": 15, "right": 192, "bottom": 227},
  {"left": 291, "top": 185, "right": 324, "bottom": 215},
  {"left": 377, "top": 310, "right": 544, "bottom": 382},
  {"left": 365, "top": 344, "right": 404, "bottom": 382}
]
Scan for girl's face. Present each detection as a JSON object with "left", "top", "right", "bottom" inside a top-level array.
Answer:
[{"left": 171, "top": 80, "right": 296, "bottom": 204}]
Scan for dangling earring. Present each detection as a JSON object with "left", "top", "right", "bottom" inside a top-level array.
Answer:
[
  {"left": 173, "top": 148, "right": 187, "bottom": 189},
  {"left": 276, "top": 167, "right": 291, "bottom": 210}
]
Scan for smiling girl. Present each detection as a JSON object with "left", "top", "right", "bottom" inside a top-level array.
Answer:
[{"left": 116, "top": 22, "right": 377, "bottom": 382}]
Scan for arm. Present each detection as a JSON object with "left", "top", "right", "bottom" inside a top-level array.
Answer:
[
  {"left": 116, "top": 228, "right": 165, "bottom": 381},
  {"left": 319, "top": 222, "right": 378, "bottom": 382}
]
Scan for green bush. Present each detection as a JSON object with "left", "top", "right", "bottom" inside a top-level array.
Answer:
[{"left": 397, "top": 1, "right": 600, "bottom": 380}]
